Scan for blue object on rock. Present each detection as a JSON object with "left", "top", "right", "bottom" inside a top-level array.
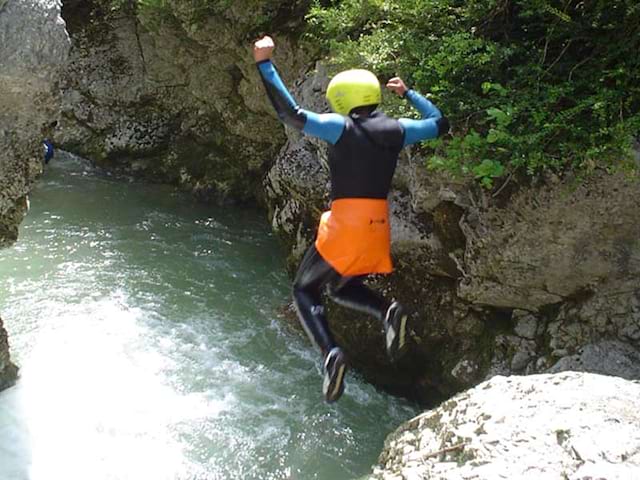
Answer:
[{"left": 43, "top": 139, "right": 54, "bottom": 164}]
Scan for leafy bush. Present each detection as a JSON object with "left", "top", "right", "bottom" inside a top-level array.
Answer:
[{"left": 307, "top": 0, "right": 640, "bottom": 187}]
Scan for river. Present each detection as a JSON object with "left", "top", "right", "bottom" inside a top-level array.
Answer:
[{"left": 0, "top": 153, "right": 416, "bottom": 480}]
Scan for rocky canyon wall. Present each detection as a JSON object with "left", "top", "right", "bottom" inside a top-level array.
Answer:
[
  {"left": 0, "top": 0, "right": 70, "bottom": 388},
  {"left": 56, "top": 0, "right": 310, "bottom": 204}
]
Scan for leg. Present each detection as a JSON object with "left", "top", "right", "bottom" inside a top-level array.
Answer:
[
  {"left": 292, "top": 245, "right": 347, "bottom": 402},
  {"left": 329, "top": 277, "right": 408, "bottom": 361},
  {"left": 327, "top": 276, "right": 389, "bottom": 321},
  {"left": 292, "top": 245, "right": 341, "bottom": 357}
]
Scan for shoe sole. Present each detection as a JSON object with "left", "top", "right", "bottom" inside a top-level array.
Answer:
[
  {"left": 326, "top": 362, "right": 346, "bottom": 403},
  {"left": 323, "top": 351, "right": 347, "bottom": 403},
  {"left": 398, "top": 314, "right": 407, "bottom": 350},
  {"left": 387, "top": 313, "right": 408, "bottom": 361}
]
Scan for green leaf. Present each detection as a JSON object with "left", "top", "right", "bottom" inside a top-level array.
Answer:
[
  {"left": 482, "top": 82, "right": 508, "bottom": 97},
  {"left": 486, "top": 107, "right": 512, "bottom": 127},
  {"left": 472, "top": 159, "right": 505, "bottom": 184}
]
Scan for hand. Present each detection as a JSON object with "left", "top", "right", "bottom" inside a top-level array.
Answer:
[
  {"left": 386, "top": 77, "right": 408, "bottom": 97},
  {"left": 253, "top": 35, "right": 275, "bottom": 62}
]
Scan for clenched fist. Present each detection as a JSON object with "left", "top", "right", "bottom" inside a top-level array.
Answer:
[
  {"left": 253, "top": 35, "right": 275, "bottom": 62},
  {"left": 386, "top": 77, "right": 408, "bottom": 97}
]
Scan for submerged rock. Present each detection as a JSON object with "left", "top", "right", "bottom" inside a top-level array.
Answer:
[{"left": 371, "top": 372, "right": 640, "bottom": 480}]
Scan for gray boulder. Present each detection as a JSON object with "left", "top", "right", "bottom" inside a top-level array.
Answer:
[
  {"left": 549, "top": 340, "right": 640, "bottom": 380},
  {"left": 372, "top": 372, "right": 640, "bottom": 480}
]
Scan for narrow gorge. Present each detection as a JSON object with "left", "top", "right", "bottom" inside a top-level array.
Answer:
[{"left": 1, "top": 1, "right": 639, "bottom": 478}]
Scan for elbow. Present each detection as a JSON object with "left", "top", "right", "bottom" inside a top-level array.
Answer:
[
  {"left": 436, "top": 117, "right": 450, "bottom": 137},
  {"left": 277, "top": 107, "right": 306, "bottom": 130}
]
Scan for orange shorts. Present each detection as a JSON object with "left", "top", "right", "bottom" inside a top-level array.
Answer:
[{"left": 315, "top": 198, "right": 392, "bottom": 277}]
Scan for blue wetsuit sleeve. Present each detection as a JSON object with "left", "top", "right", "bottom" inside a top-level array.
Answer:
[
  {"left": 399, "top": 89, "right": 449, "bottom": 147},
  {"left": 406, "top": 90, "right": 442, "bottom": 119},
  {"left": 302, "top": 111, "right": 345, "bottom": 145},
  {"left": 257, "top": 60, "right": 345, "bottom": 145}
]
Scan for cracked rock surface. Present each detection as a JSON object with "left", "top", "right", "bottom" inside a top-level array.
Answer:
[{"left": 371, "top": 372, "right": 640, "bottom": 480}]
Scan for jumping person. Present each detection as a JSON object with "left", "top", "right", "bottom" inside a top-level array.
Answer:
[{"left": 253, "top": 35, "right": 449, "bottom": 403}]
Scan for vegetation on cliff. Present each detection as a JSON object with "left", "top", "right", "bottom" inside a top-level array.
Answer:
[{"left": 308, "top": 0, "right": 640, "bottom": 187}]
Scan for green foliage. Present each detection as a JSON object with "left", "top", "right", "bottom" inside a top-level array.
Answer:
[
  {"left": 306, "top": 0, "right": 640, "bottom": 187},
  {"left": 472, "top": 159, "right": 506, "bottom": 188}
]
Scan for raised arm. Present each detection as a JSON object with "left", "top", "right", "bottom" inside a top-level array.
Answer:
[
  {"left": 386, "top": 77, "right": 450, "bottom": 147},
  {"left": 254, "top": 36, "right": 345, "bottom": 145}
]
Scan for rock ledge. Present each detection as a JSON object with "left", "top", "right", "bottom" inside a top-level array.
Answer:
[{"left": 372, "top": 372, "right": 640, "bottom": 480}]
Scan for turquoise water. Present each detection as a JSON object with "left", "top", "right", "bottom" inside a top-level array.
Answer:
[{"left": 0, "top": 153, "right": 416, "bottom": 480}]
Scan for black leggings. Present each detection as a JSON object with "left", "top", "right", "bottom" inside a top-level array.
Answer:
[{"left": 292, "top": 245, "right": 390, "bottom": 356}]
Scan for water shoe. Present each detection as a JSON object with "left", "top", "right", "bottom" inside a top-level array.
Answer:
[
  {"left": 383, "top": 301, "right": 408, "bottom": 361},
  {"left": 322, "top": 347, "right": 347, "bottom": 403}
]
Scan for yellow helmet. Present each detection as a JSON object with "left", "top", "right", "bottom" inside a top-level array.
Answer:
[{"left": 325, "top": 69, "right": 382, "bottom": 115}]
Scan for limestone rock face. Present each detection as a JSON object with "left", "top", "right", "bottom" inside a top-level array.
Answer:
[
  {"left": 470, "top": 173, "right": 640, "bottom": 386},
  {"left": 0, "top": 0, "right": 70, "bottom": 388},
  {"left": 0, "top": 0, "right": 70, "bottom": 247},
  {"left": 458, "top": 173, "right": 640, "bottom": 311},
  {"left": 371, "top": 373, "right": 640, "bottom": 480},
  {"left": 57, "top": 0, "right": 309, "bottom": 203}
]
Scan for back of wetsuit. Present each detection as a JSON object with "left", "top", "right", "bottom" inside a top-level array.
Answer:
[
  {"left": 316, "top": 112, "right": 404, "bottom": 276},
  {"left": 256, "top": 59, "right": 446, "bottom": 275},
  {"left": 329, "top": 111, "right": 404, "bottom": 200}
]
